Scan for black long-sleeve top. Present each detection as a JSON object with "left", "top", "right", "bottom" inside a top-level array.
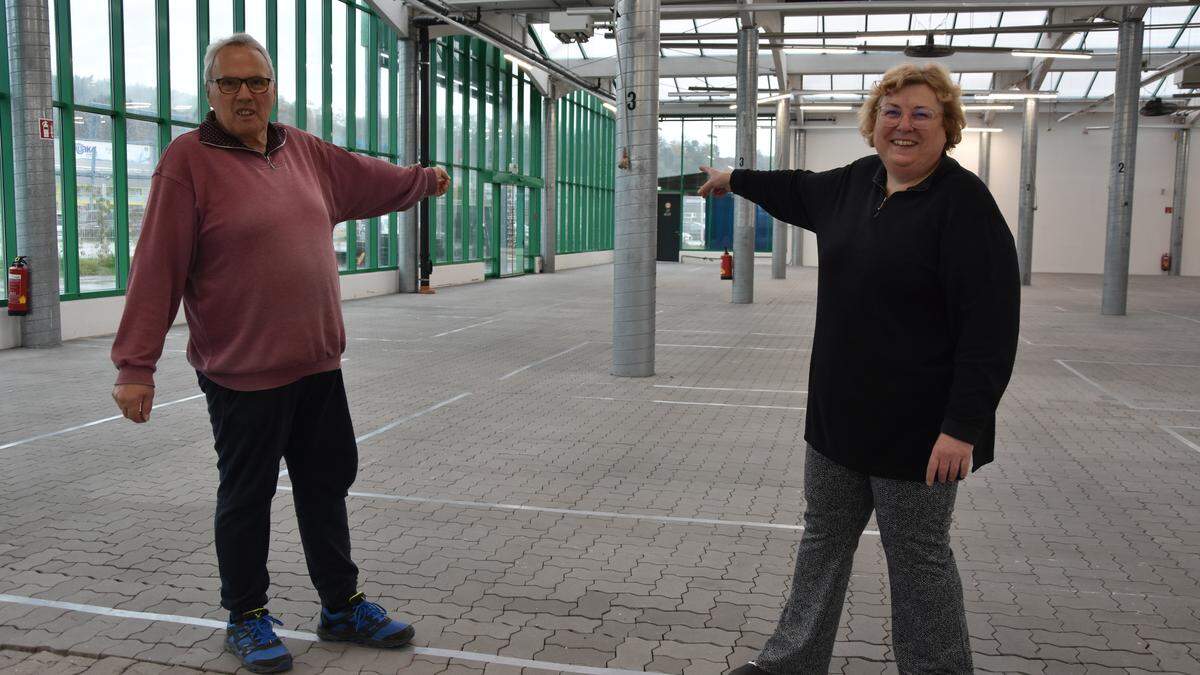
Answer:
[{"left": 730, "top": 154, "right": 1020, "bottom": 481}]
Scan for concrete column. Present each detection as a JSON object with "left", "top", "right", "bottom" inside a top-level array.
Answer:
[
  {"left": 732, "top": 23, "right": 757, "bottom": 304},
  {"left": 7, "top": 0, "right": 62, "bottom": 346},
  {"left": 789, "top": 127, "right": 805, "bottom": 267},
  {"left": 541, "top": 93, "right": 557, "bottom": 273},
  {"left": 611, "top": 0, "right": 659, "bottom": 377},
  {"left": 1102, "top": 12, "right": 1144, "bottom": 315},
  {"left": 398, "top": 38, "right": 418, "bottom": 293},
  {"left": 978, "top": 127, "right": 991, "bottom": 186},
  {"left": 1169, "top": 128, "right": 1188, "bottom": 276},
  {"left": 1017, "top": 97, "right": 1038, "bottom": 286},
  {"left": 771, "top": 97, "right": 788, "bottom": 280}
]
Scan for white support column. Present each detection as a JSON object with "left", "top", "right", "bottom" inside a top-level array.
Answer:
[
  {"left": 731, "top": 22, "right": 758, "bottom": 304},
  {"left": 1017, "top": 97, "right": 1038, "bottom": 286},
  {"left": 541, "top": 91, "right": 557, "bottom": 273},
  {"left": 1102, "top": 12, "right": 1144, "bottom": 315},
  {"left": 1169, "top": 128, "right": 1188, "bottom": 276},
  {"left": 789, "top": 127, "right": 804, "bottom": 267},
  {"left": 611, "top": 0, "right": 660, "bottom": 377},
  {"left": 771, "top": 97, "right": 788, "bottom": 280}
]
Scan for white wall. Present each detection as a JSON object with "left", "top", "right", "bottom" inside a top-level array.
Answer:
[
  {"left": 800, "top": 115, "right": 1199, "bottom": 276},
  {"left": 556, "top": 250, "right": 614, "bottom": 270}
]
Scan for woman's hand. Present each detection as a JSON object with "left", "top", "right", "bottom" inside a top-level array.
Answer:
[
  {"left": 697, "top": 165, "right": 732, "bottom": 198},
  {"left": 925, "top": 433, "right": 973, "bottom": 486}
]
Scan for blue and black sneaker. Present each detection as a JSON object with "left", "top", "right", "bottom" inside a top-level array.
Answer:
[
  {"left": 224, "top": 608, "right": 293, "bottom": 673},
  {"left": 316, "top": 592, "right": 415, "bottom": 648}
]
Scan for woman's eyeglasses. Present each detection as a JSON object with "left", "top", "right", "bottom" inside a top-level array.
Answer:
[{"left": 878, "top": 106, "right": 940, "bottom": 129}]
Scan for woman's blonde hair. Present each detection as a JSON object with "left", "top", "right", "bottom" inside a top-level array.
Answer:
[{"left": 858, "top": 63, "right": 966, "bottom": 152}]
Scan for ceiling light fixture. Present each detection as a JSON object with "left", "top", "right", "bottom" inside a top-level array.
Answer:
[
  {"left": 962, "top": 104, "right": 1015, "bottom": 111},
  {"left": 963, "top": 127, "right": 1004, "bottom": 133},
  {"left": 798, "top": 105, "right": 854, "bottom": 111},
  {"left": 983, "top": 92, "right": 1058, "bottom": 100}
]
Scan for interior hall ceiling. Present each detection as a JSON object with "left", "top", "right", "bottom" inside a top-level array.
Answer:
[{"left": 432, "top": 1, "right": 1200, "bottom": 103}]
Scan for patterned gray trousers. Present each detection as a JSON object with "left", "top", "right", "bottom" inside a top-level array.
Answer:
[{"left": 755, "top": 446, "right": 973, "bottom": 674}]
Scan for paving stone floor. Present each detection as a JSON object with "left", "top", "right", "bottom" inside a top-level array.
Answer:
[{"left": 1, "top": 260, "right": 1199, "bottom": 674}]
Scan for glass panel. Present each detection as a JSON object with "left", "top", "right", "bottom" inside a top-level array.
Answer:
[
  {"left": 712, "top": 119, "right": 736, "bottom": 172},
  {"left": 75, "top": 112, "right": 117, "bottom": 292},
  {"left": 994, "top": 32, "right": 1041, "bottom": 49},
  {"left": 452, "top": 48, "right": 464, "bottom": 165},
  {"left": 482, "top": 181, "right": 492, "bottom": 264},
  {"left": 756, "top": 124, "right": 773, "bottom": 170},
  {"left": 378, "top": 29, "right": 390, "bottom": 153},
  {"left": 467, "top": 168, "right": 478, "bottom": 259},
  {"left": 125, "top": 0, "right": 157, "bottom": 113},
  {"left": 483, "top": 66, "right": 494, "bottom": 169},
  {"left": 952, "top": 12, "right": 1002, "bottom": 46},
  {"left": 333, "top": 222, "right": 348, "bottom": 270},
  {"left": 1055, "top": 71, "right": 1094, "bottom": 98},
  {"left": 1083, "top": 27, "right": 1118, "bottom": 50},
  {"left": 523, "top": 81, "right": 532, "bottom": 172},
  {"left": 55, "top": 108, "right": 65, "bottom": 293},
  {"left": 783, "top": 15, "right": 820, "bottom": 33},
  {"left": 658, "top": 118, "right": 682, "bottom": 178},
  {"left": 72, "top": 0, "right": 112, "bottom": 107},
  {"left": 802, "top": 74, "right": 832, "bottom": 90},
  {"left": 210, "top": 0, "right": 233, "bottom": 40},
  {"left": 823, "top": 14, "right": 865, "bottom": 46},
  {"left": 1088, "top": 71, "right": 1115, "bottom": 99},
  {"left": 331, "top": 1, "right": 347, "bottom": 145},
  {"left": 355, "top": 10, "right": 368, "bottom": 149},
  {"left": 380, "top": 214, "right": 394, "bottom": 266},
  {"left": 245, "top": 0, "right": 267, "bottom": 47},
  {"left": 958, "top": 73, "right": 993, "bottom": 92},
  {"left": 831, "top": 74, "right": 862, "bottom": 91},
  {"left": 171, "top": 124, "right": 193, "bottom": 140},
  {"left": 432, "top": 188, "right": 446, "bottom": 261},
  {"left": 49, "top": 0, "right": 57, "bottom": 95},
  {"left": 434, "top": 44, "right": 446, "bottom": 163},
  {"left": 452, "top": 165, "right": 463, "bottom": 260},
  {"left": 170, "top": 0, "right": 199, "bottom": 121},
  {"left": 682, "top": 195, "right": 705, "bottom": 250},
  {"left": 864, "top": 14, "right": 912, "bottom": 46},
  {"left": 354, "top": 219, "right": 368, "bottom": 268},
  {"left": 910, "top": 13, "right": 955, "bottom": 32},
  {"left": 278, "top": 0, "right": 296, "bottom": 125},
  {"left": 126, "top": 119, "right": 158, "bottom": 258},
  {"left": 396, "top": 40, "right": 407, "bottom": 162},
  {"left": 306, "top": 0, "right": 323, "bottom": 133}
]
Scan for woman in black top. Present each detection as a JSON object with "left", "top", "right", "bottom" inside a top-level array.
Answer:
[{"left": 701, "top": 63, "right": 1020, "bottom": 674}]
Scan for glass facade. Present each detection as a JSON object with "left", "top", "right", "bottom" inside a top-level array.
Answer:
[
  {"left": 557, "top": 90, "right": 614, "bottom": 256},
  {"left": 35, "top": 0, "right": 406, "bottom": 302},
  {"left": 657, "top": 116, "right": 776, "bottom": 252}
]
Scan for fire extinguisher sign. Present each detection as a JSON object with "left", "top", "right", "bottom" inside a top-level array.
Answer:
[{"left": 38, "top": 118, "right": 54, "bottom": 140}]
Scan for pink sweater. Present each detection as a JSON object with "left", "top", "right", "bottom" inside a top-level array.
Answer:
[{"left": 112, "top": 118, "right": 437, "bottom": 391}]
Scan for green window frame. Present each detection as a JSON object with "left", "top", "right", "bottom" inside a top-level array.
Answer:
[{"left": 556, "top": 90, "right": 613, "bottom": 255}]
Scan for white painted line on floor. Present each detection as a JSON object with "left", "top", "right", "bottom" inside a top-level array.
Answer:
[
  {"left": 0, "top": 594, "right": 661, "bottom": 675},
  {"left": 355, "top": 393, "right": 473, "bottom": 443},
  {"left": 653, "top": 385, "right": 807, "bottom": 394},
  {"left": 0, "top": 394, "right": 206, "bottom": 451},
  {"left": 1161, "top": 426, "right": 1200, "bottom": 455},
  {"left": 431, "top": 318, "right": 500, "bottom": 338},
  {"left": 575, "top": 396, "right": 805, "bottom": 411},
  {"left": 1151, "top": 308, "right": 1200, "bottom": 325},
  {"left": 1055, "top": 360, "right": 1200, "bottom": 413},
  {"left": 499, "top": 342, "right": 590, "bottom": 380},
  {"left": 282, "top": 485, "right": 877, "bottom": 535},
  {"left": 658, "top": 343, "right": 810, "bottom": 352},
  {"left": 657, "top": 329, "right": 809, "bottom": 339},
  {"left": 352, "top": 336, "right": 422, "bottom": 343},
  {"left": 1064, "top": 359, "right": 1200, "bottom": 368},
  {"left": 1054, "top": 306, "right": 1068, "bottom": 313}
]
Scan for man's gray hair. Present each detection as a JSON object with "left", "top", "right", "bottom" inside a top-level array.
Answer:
[{"left": 204, "top": 33, "right": 275, "bottom": 82}]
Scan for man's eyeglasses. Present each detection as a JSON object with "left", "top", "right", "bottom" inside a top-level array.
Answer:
[
  {"left": 877, "top": 106, "right": 940, "bottom": 129},
  {"left": 209, "top": 76, "right": 273, "bottom": 95}
]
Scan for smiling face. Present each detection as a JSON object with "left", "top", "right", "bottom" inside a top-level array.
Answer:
[
  {"left": 872, "top": 83, "right": 948, "bottom": 186},
  {"left": 206, "top": 45, "right": 275, "bottom": 148}
]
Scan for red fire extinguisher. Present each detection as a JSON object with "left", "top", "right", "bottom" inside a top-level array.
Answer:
[
  {"left": 1161, "top": 252, "right": 1172, "bottom": 272},
  {"left": 7, "top": 256, "right": 29, "bottom": 316},
  {"left": 720, "top": 250, "right": 733, "bottom": 280}
]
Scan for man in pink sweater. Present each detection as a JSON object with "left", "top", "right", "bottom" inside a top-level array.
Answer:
[{"left": 110, "top": 34, "right": 448, "bottom": 673}]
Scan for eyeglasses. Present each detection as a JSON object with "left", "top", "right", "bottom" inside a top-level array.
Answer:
[
  {"left": 208, "top": 76, "right": 273, "bottom": 95},
  {"left": 877, "top": 106, "right": 940, "bottom": 129}
]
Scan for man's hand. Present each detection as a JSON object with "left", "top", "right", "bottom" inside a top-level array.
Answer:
[
  {"left": 697, "top": 165, "right": 732, "bottom": 198},
  {"left": 113, "top": 384, "right": 155, "bottom": 423},
  {"left": 431, "top": 166, "right": 450, "bottom": 197},
  {"left": 925, "top": 433, "right": 973, "bottom": 486}
]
